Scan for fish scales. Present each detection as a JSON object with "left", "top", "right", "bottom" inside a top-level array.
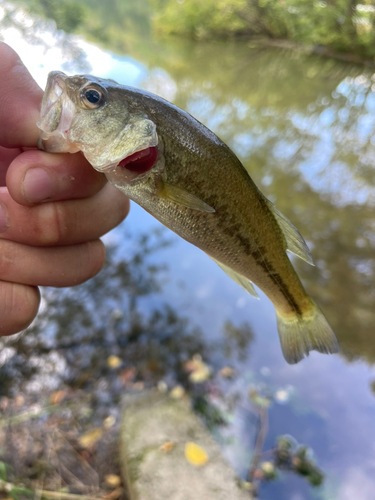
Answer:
[
  {"left": 125, "top": 94, "right": 309, "bottom": 316},
  {"left": 37, "top": 71, "right": 339, "bottom": 364}
]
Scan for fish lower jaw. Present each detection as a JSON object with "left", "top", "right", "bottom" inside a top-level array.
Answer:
[{"left": 37, "top": 130, "right": 80, "bottom": 154}]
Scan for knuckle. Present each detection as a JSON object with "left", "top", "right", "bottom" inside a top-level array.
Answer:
[
  {"left": 36, "top": 202, "right": 73, "bottom": 246},
  {"left": 74, "top": 241, "right": 105, "bottom": 284},
  {"left": 0, "top": 242, "right": 15, "bottom": 280}
]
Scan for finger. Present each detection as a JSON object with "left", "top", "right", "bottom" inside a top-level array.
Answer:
[
  {"left": 0, "top": 282, "right": 40, "bottom": 336},
  {"left": 0, "top": 183, "right": 129, "bottom": 246},
  {"left": 0, "top": 43, "right": 42, "bottom": 148},
  {"left": 7, "top": 149, "right": 107, "bottom": 205},
  {"left": 0, "top": 239, "right": 106, "bottom": 288},
  {"left": 0, "top": 147, "right": 21, "bottom": 186}
]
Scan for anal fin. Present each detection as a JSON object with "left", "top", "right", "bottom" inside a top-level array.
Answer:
[
  {"left": 209, "top": 256, "right": 259, "bottom": 299},
  {"left": 265, "top": 199, "right": 314, "bottom": 266}
]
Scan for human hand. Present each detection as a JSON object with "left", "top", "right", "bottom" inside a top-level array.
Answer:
[{"left": 0, "top": 43, "right": 130, "bottom": 335}]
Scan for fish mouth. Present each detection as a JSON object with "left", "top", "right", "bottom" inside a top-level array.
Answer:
[
  {"left": 118, "top": 146, "right": 159, "bottom": 174},
  {"left": 37, "top": 71, "right": 79, "bottom": 154}
]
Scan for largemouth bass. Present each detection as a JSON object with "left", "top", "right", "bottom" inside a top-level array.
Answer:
[{"left": 37, "top": 71, "right": 339, "bottom": 364}]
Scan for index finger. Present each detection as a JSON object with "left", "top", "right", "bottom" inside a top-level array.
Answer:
[{"left": 0, "top": 43, "right": 42, "bottom": 148}]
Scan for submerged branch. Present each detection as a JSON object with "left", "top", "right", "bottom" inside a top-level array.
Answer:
[{"left": 247, "top": 405, "right": 269, "bottom": 496}]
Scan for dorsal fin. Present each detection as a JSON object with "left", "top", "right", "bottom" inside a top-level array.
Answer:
[
  {"left": 265, "top": 199, "right": 314, "bottom": 266},
  {"left": 209, "top": 256, "right": 259, "bottom": 299}
]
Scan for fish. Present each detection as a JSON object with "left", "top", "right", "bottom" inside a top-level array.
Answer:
[{"left": 36, "top": 71, "right": 339, "bottom": 364}]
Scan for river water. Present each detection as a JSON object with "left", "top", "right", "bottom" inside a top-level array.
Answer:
[{"left": 2, "top": 8, "right": 375, "bottom": 499}]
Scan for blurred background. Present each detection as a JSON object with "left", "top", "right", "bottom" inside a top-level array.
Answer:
[{"left": 1, "top": 1, "right": 375, "bottom": 499}]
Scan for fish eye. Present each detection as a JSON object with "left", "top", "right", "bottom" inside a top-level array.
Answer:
[{"left": 80, "top": 85, "right": 105, "bottom": 109}]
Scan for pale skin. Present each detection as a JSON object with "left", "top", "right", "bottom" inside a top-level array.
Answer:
[{"left": 0, "top": 42, "right": 130, "bottom": 335}]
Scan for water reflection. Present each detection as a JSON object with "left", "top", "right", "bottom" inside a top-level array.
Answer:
[
  {"left": 136, "top": 41, "right": 375, "bottom": 365},
  {"left": 0, "top": 1, "right": 90, "bottom": 74}
]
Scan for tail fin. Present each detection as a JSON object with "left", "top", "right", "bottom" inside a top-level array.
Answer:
[{"left": 276, "top": 301, "right": 339, "bottom": 364}]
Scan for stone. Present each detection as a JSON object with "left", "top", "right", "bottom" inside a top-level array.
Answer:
[{"left": 120, "top": 390, "right": 249, "bottom": 500}]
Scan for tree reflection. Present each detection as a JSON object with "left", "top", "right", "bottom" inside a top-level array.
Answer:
[
  {"left": 0, "top": 229, "right": 208, "bottom": 396},
  {"left": 221, "top": 321, "right": 254, "bottom": 362},
  {"left": 0, "top": 2, "right": 90, "bottom": 72},
  {"left": 138, "top": 42, "right": 375, "bottom": 365},
  {"left": 0, "top": 227, "right": 257, "bottom": 402}
]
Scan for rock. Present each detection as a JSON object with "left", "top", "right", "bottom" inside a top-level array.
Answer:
[{"left": 120, "top": 390, "right": 248, "bottom": 500}]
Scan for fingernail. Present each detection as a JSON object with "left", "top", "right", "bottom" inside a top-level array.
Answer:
[
  {"left": 22, "top": 168, "right": 54, "bottom": 203},
  {"left": 0, "top": 202, "right": 9, "bottom": 233}
]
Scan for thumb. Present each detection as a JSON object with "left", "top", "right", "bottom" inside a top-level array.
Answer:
[{"left": 0, "top": 42, "right": 42, "bottom": 148}]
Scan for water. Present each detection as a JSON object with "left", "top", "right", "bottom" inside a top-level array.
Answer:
[{"left": 2, "top": 6, "right": 375, "bottom": 499}]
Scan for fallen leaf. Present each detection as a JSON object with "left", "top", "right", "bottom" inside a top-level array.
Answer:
[
  {"left": 14, "top": 395, "right": 25, "bottom": 407},
  {"left": 119, "top": 367, "right": 137, "bottom": 385},
  {"left": 170, "top": 385, "right": 185, "bottom": 399},
  {"left": 103, "top": 415, "right": 116, "bottom": 429},
  {"left": 184, "top": 355, "right": 212, "bottom": 383},
  {"left": 189, "top": 364, "right": 211, "bottom": 383},
  {"left": 107, "top": 355, "right": 122, "bottom": 369},
  {"left": 184, "top": 354, "right": 203, "bottom": 372},
  {"left": 241, "top": 481, "right": 253, "bottom": 491},
  {"left": 157, "top": 381, "right": 168, "bottom": 393},
  {"left": 159, "top": 441, "right": 175, "bottom": 453},
  {"left": 104, "top": 474, "right": 121, "bottom": 487},
  {"left": 78, "top": 427, "right": 103, "bottom": 449},
  {"left": 260, "top": 461, "right": 277, "bottom": 479},
  {"left": 249, "top": 388, "right": 272, "bottom": 408},
  {"left": 219, "top": 366, "right": 235, "bottom": 379},
  {"left": 185, "top": 442, "right": 209, "bottom": 466},
  {"left": 50, "top": 390, "right": 66, "bottom": 405}
]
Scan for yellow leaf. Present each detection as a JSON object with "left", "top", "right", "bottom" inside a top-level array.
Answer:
[
  {"left": 78, "top": 427, "right": 103, "bottom": 449},
  {"left": 104, "top": 474, "right": 121, "bottom": 488},
  {"left": 189, "top": 363, "right": 211, "bottom": 383},
  {"left": 184, "top": 355, "right": 212, "bottom": 383},
  {"left": 103, "top": 415, "right": 116, "bottom": 429},
  {"left": 241, "top": 481, "right": 253, "bottom": 491},
  {"left": 50, "top": 390, "right": 66, "bottom": 405},
  {"left": 170, "top": 385, "right": 185, "bottom": 399},
  {"left": 107, "top": 356, "right": 122, "bottom": 369},
  {"left": 185, "top": 442, "right": 209, "bottom": 466},
  {"left": 159, "top": 441, "right": 175, "bottom": 453}
]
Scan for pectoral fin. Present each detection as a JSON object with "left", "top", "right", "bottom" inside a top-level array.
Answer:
[
  {"left": 209, "top": 256, "right": 259, "bottom": 299},
  {"left": 265, "top": 199, "right": 314, "bottom": 266},
  {"left": 159, "top": 182, "right": 215, "bottom": 213}
]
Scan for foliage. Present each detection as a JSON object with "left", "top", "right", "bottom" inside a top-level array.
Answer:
[
  {"left": 0, "top": 461, "right": 33, "bottom": 500},
  {"left": 12, "top": 0, "right": 87, "bottom": 33},
  {"left": 150, "top": 0, "right": 252, "bottom": 39},
  {"left": 9, "top": 0, "right": 375, "bottom": 61},
  {"left": 10, "top": 0, "right": 153, "bottom": 55},
  {"left": 275, "top": 435, "right": 324, "bottom": 487},
  {"left": 246, "top": 387, "right": 325, "bottom": 497},
  {"left": 150, "top": 0, "right": 375, "bottom": 60}
]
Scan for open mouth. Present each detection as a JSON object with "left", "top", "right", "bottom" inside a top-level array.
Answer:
[{"left": 118, "top": 146, "right": 158, "bottom": 174}]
